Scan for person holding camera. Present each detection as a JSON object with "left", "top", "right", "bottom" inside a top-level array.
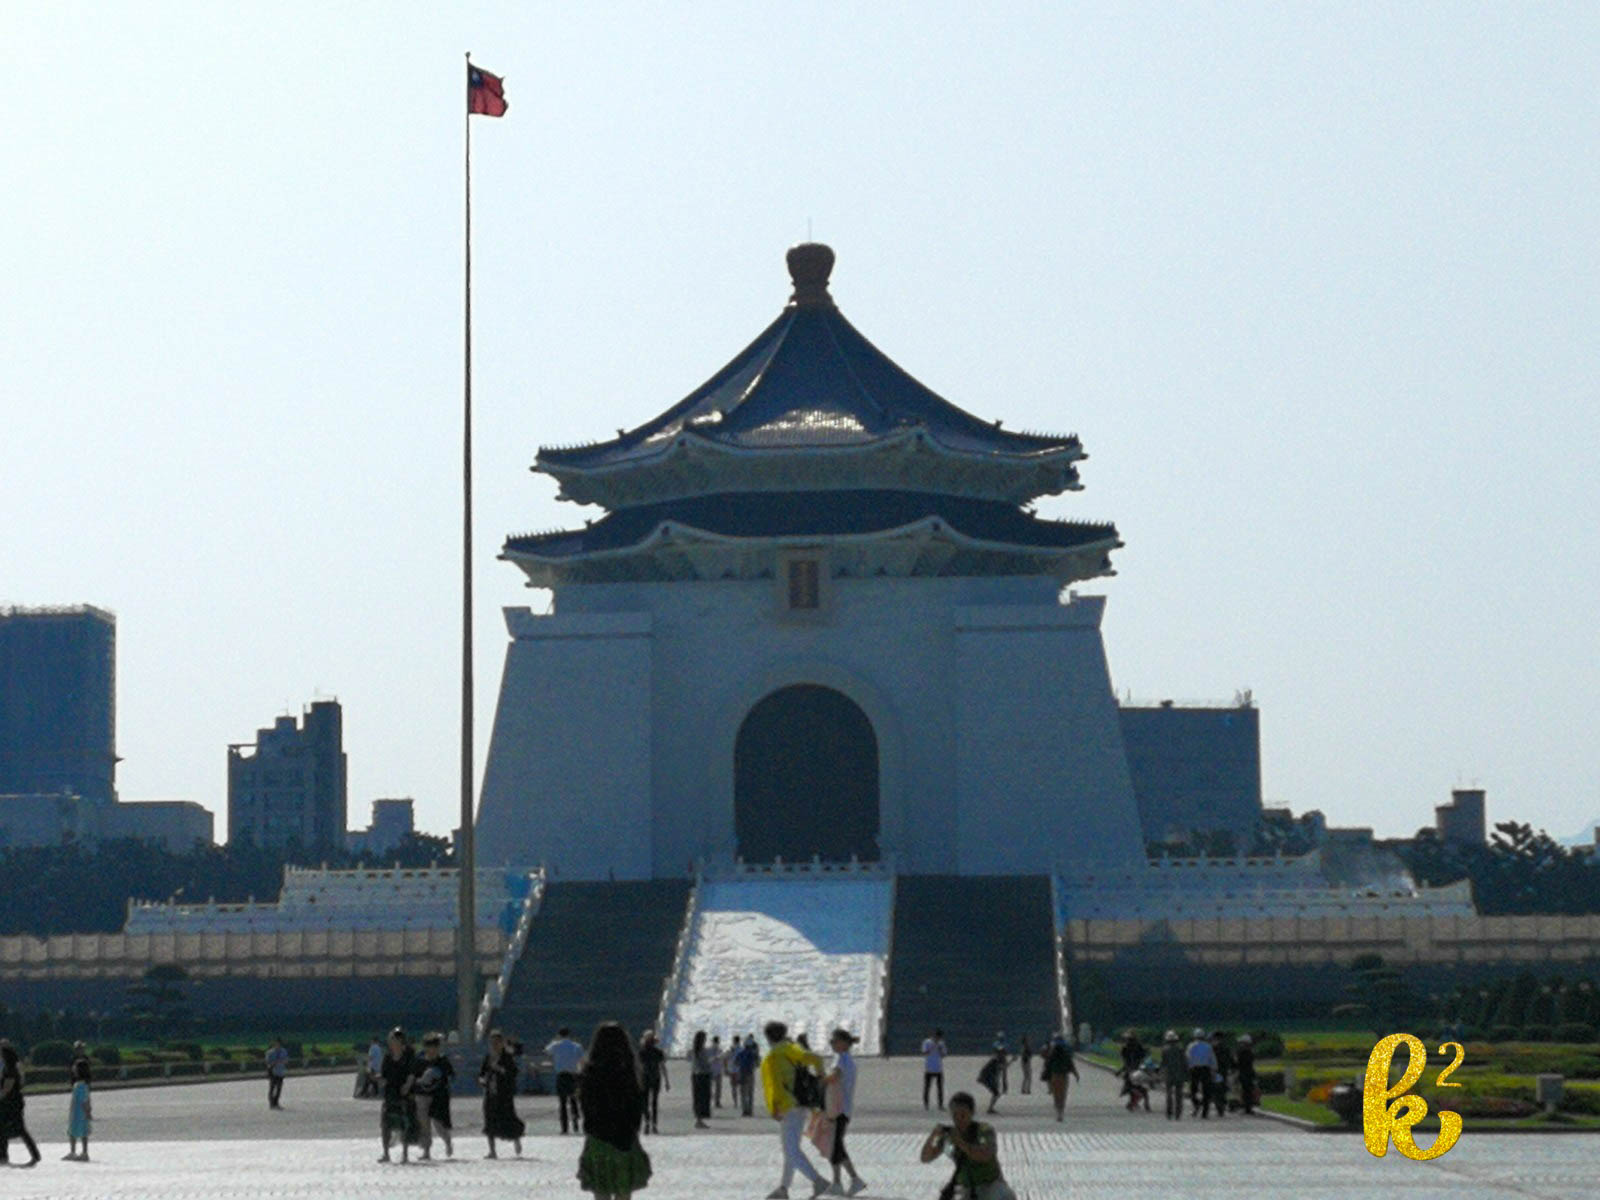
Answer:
[{"left": 919, "top": 1092, "right": 1015, "bottom": 1200}]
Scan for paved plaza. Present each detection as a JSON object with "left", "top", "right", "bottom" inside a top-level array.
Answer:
[{"left": 4, "top": 1057, "right": 1594, "bottom": 1198}]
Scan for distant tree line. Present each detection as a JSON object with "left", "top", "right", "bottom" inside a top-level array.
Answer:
[
  {"left": 1397, "top": 820, "right": 1600, "bottom": 915},
  {"left": 0, "top": 832, "right": 452, "bottom": 936},
  {"left": 1148, "top": 816, "right": 1600, "bottom": 915}
]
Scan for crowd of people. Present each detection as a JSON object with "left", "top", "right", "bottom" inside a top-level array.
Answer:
[
  {"left": 0, "top": 1018, "right": 1263, "bottom": 1196},
  {"left": 1128, "top": 1028, "right": 1258, "bottom": 1119},
  {"left": 348, "top": 1020, "right": 1043, "bottom": 1198}
]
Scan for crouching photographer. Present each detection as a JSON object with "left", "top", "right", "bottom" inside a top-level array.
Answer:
[{"left": 918, "top": 1091, "right": 1016, "bottom": 1200}]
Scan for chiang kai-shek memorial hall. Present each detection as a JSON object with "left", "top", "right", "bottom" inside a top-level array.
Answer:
[{"left": 475, "top": 244, "right": 1149, "bottom": 880}]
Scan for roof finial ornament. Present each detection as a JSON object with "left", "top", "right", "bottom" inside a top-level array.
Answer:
[{"left": 786, "top": 242, "right": 835, "bottom": 308}]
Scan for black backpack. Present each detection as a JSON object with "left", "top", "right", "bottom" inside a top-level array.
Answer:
[{"left": 792, "top": 1063, "right": 821, "bottom": 1109}]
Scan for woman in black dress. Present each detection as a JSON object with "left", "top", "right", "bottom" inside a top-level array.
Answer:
[
  {"left": 478, "top": 1028, "right": 525, "bottom": 1158},
  {"left": 577, "top": 1022, "right": 651, "bottom": 1200},
  {"left": 0, "top": 1041, "right": 41, "bottom": 1167},
  {"left": 378, "top": 1027, "right": 419, "bottom": 1164}
]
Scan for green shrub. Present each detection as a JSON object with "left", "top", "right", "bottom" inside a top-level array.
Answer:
[
  {"left": 91, "top": 1044, "right": 121, "bottom": 1066},
  {"left": 28, "top": 1039, "right": 74, "bottom": 1066},
  {"left": 1559, "top": 1086, "right": 1600, "bottom": 1116},
  {"left": 1488, "top": 1025, "right": 1521, "bottom": 1042},
  {"left": 161, "top": 1041, "right": 204, "bottom": 1061},
  {"left": 1249, "top": 1031, "right": 1285, "bottom": 1058},
  {"left": 206, "top": 1046, "right": 232, "bottom": 1061},
  {"left": 1555, "top": 1023, "right": 1597, "bottom": 1045},
  {"left": 1521, "top": 1025, "right": 1555, "bottom": 1043},
  {"left": 1254, "top": 1068, "right": 1286, "bottom": 1095}
]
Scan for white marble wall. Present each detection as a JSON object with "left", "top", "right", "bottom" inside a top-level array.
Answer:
[{"left": 474, "top": 575, "right": 1146, "bottom": 879}]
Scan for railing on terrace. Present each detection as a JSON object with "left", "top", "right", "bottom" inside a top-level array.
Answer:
[
  {"left": 656, "top": 865, "right": 704, "bottom": 1050},
  {"left": 1049, "top": 873, "right": 1073, "bottom": 1039},
  {"left": 0, "top": 925, "right": 505, "bottom": 979},
  {"left": 475, "top": 867, "right": 547, "bottom": 1043},
  {"left": 868, "top": 870, "right": 897, "bottom": 1056},
  {"left": 701, "top": 853, "right": 896, "bottom": 881}
]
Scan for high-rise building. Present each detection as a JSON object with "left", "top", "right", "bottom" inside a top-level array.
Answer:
[
  {"left": 0, "top": 605, "right": 117, "bottom": 805},
  {"left": 228, "top": 700, "right": 347, "bottom": 849}
]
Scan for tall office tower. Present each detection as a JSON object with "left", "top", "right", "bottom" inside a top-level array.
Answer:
[{"left": 0, "top": 605, "right": 117, "bottom": 805}]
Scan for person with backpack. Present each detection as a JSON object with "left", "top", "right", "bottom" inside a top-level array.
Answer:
[
  {"left": 265, "top": 1038, "right": 290, "bottom": 1109},
  {"left": 977, "top": 1044, "right": 1008, "bottom": 1114},
  {"left": 735, "top": 1033, "right": 761, "bottom": 1116},
  {"left": 760, "top": 1021, "right": 828, "bottom": 1199}
]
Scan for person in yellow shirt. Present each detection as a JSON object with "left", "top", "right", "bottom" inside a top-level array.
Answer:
[{"left": 759, "top": 1021, "right": 828, "bottom": 1199}]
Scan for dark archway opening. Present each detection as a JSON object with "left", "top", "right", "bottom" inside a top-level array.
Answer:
[{"left": 734, "top": 684, "right": 880, "bottom": 863}]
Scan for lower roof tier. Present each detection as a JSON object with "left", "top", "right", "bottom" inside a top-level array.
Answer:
[{"left": 502, "top": 490, "right": 1120, "bottom": 587}]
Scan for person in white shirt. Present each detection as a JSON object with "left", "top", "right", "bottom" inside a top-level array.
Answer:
[
  {"left": 711, "top": 1035, "right": 725, "bottom": 1108},
  {"left": 1184, "top": 1029, "right": 1218, "bottom": 1118},
  {"left": 546, "top": 1027, "right": 586, "bottom": 1134},
  {"left": 921, "top": 1029, "right": 948, "bottom": 1109},
  {"left": 824, "top": 1029, "right": 867, "bottom": 1196}
]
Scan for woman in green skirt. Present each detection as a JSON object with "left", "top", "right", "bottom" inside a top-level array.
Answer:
[{"left": 577, "top": 1022, "right": 651, "bottom": 1199}]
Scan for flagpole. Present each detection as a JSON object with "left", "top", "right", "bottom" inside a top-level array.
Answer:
[{"left": 456, "top": 50, "right": 478, "bottom": 1045}]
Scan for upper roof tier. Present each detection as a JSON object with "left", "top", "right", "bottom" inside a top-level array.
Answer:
[{"left": 537, "top": 244, "right": 1089, "bottom": 509}]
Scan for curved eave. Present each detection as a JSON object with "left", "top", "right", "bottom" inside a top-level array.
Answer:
[
  {"left": 501, "top": 517, "right": 1121, "bottom": 589},
  {"left": 536, "top": 426, "right": 1087, "bottom": 508}
]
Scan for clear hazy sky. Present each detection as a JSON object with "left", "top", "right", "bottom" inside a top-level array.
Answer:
[{"left": 4, "top": 4, "right": 1596, "bottom": 844}]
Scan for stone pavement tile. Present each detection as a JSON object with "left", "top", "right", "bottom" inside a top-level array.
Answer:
[{"left": 4, "top": 1132, "right": 1594, "bottom": 1200}]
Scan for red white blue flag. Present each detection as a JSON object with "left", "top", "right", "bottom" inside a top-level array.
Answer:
[{"left": 468, "top": 65, "right": 508, "bottom": 117}]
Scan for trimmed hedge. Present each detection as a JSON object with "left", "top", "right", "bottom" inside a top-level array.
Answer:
[
  {"left": 1559, "top": 1086, "right": 1600, "bottom": 1116},
  {"left": 1555, "top": 1023, "right": 1597, "bottom": 1044},
  {"left": 28, "top": 1040, "right": 74, "bottom": 1067}
]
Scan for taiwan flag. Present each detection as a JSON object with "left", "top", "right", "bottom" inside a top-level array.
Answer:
[{"left": 468, "top": 65, "right": 508, "bottom": 116}]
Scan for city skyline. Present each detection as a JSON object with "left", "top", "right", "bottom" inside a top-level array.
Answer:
[{"left": 4, "top": 4, "right": 1596, "bottom": 844}]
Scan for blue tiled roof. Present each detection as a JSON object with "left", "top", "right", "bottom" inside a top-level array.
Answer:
[
  {"left": 503, "top": 490, "right": 1117, "bottom": 560},
  {"left": 538, "top": 255, "right": 1079, "bottom": 472}
]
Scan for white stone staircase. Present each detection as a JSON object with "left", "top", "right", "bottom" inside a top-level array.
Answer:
[{"left": 661, "top": 866, "right": 893, "bottom": 1055}]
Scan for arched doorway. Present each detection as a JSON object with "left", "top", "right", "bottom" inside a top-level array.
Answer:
[{"left": 734, "top": 684, "right": 880, "bottom": 863}]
